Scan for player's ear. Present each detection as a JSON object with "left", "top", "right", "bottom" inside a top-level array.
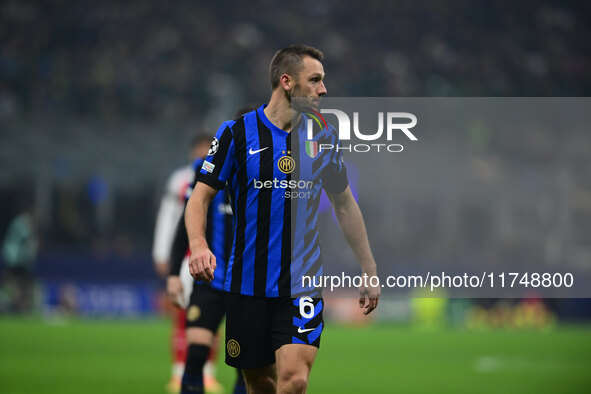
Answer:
[{"left": 280, "top": 74, "right": 292, "bottom": 92}]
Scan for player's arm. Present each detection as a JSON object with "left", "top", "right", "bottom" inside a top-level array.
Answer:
[
  {"left": 187, "top": 122, "right": 235, "bottom": 282},
  {"left": 326, "top": 186, "right": 380, "bottom": 315},
  {"left": 166, "top": 208, "right": 190, "bottom": 306},
  {"left": 185, "top": 182, "right": 218, "bottom": 282}
]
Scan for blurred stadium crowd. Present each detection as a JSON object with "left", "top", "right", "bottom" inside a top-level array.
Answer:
[
  {"left": 1, "top": 0, "right": 590, "bottom": 121},
  {"left": 1, "top": 0, "right": 591, "bottom": 316}
]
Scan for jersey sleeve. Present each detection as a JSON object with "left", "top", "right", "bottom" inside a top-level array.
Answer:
[
  {"left": 322, "top": 128, "right": 349, "bottom": 194},
  {"left": 197, "top": 122, "right": 235, "bottom": 190}
]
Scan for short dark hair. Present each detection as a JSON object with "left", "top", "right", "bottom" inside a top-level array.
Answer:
[{"left": 269, "top": 45, "right": 324, "bottom": 89}]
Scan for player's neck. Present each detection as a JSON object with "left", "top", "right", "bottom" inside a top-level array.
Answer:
[{"left": 265, "top": 92, "right": 301, "bottom": 133}]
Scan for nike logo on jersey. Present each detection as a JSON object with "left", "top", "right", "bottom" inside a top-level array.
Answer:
[
  {"left": 297, "top": 326, "right": 316, "bottom": 334},
  {"left": 249, "top": 147, "right": 269, "bottom": 155}
]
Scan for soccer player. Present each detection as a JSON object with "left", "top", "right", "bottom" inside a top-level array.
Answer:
[
  {"left": 153, "top": 138, "right": 202, "bottom": 278},
  {"left": 153, "top": 136, "right": 223, "bottom": 392},
  {"left": 167, "top": 107, "right": 258, "bottom": 394},
  {"left": 167, "top": 142, "right": 246, "bottom": 394},
  {"left": 185, "top": 45, "right": 380, "bottom": 393}
]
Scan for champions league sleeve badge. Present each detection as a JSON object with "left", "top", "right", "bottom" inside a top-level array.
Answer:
[{"left": 208, "top": 137, "right": 219, "bottom": 156}]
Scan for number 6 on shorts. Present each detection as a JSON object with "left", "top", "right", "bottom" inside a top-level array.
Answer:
[{"left": 299, "top": 296, "right": 315, "bottom": 319}]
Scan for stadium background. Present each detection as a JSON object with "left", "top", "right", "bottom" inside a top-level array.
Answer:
[{"left": 1, "top": 0, "right": 590, "bottom": 393}]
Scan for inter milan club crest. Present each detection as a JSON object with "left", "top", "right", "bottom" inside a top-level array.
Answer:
[
  {"left": 227, "top": 339, "right": 240, "bottom": 357},
  {"left": 305, "top": 140, "right": 318, "bottom": 158},
  {"left": 278, "top": 151, "right": 295, "bottom": 174}
]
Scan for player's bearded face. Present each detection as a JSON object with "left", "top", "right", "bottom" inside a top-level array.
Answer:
[
  {"left": 290, "top": 81, "right": 314, "bottom": 112},
  {"left": 289, "top": 57, "right": 326, "bottom": 112},
  {"left": 290, "top": 80, "right": 322, "bottom": 111}
]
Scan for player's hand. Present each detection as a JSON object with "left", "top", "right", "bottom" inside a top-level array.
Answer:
[
  {"left": 166, "top": 275, "right": 184, "bottom": 307},
  {"left": 359, "top": 276, "right": 380, "bottom": 315},
  {"left": 188, "top": 244, "right": 216, "bottom": 283}
]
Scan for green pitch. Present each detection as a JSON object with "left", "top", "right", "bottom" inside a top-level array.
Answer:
[{"left": 1, "top": 317, "right": 590, "bottom": 393}]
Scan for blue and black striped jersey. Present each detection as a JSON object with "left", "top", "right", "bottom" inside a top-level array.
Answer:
[{"left": 197, "top": 105, "right": 348, "bottom": 297}]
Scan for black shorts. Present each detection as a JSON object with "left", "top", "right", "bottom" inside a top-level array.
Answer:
[
  {"left": 224, "top": 293, "right": 324, "bottom": 369},
  {"left": 185, "top": 284, "right": 227, "bottom": 333}
]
